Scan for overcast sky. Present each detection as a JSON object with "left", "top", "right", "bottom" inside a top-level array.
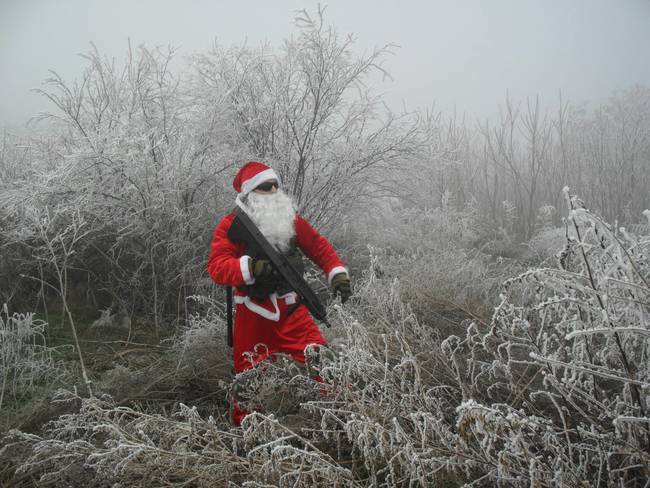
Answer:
[{"left": 1, "top": 0, "right": 649, "bottom": 132}]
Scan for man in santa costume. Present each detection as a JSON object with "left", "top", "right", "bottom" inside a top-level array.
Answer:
[{"left": 207, "top": 161, "right": 351, "bottom": 424}]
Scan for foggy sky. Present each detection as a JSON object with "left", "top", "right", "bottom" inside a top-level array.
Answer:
[{"left": 1, "top": 0, "right": 649, "bottom": 132}]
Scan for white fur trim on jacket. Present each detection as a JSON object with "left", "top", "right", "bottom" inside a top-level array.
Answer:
[
  {"left": 327, "top": 266, "right": 348, "bottom": 286},
  {"left": 240, "top": 168, "right": 279, "bottom": 196},
  {"left": 233, "top": 292, "right": 298, "bottom": 321},
  {"left": 234, "top": 293, "right": 281, "bottom": 321},
  {"left": 240, "top": 255, "right": 255, "bottom": 285},
  {"left": 278, "top": 291, "right": 297, "bottom": 305}
]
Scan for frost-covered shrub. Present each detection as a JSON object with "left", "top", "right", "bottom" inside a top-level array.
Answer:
[
  {"left": 0, "top": 389, "right": 361, "bottom": 487},
  {"left": 298, "top": 259, "right": 473, "bottom": 485},
  {"left": 346, "top": 198, "right": 520, "bottom": 322},
  {"left": 454, "top": 190, "right": 650, "bottom": 486},
  {"left": 171, "top": 295, "right": 230, "bottom": 374},
  {"left": 232, "top": 352, "right": 324, "bottom": 418},
  {"left": 0, "top": 305, "right": 66, "bottom": 425},
  {"left": 380, "top": 246, "right": 521, "bottom": 322},
  {"left": 98, "top": 363, "right": 148, "bottom": 403},
  {"left": 0, "top": 44, "right": 238, "bottom": 321},
  {"left": 522, "top": 225, "right": 578, "bottom": 266},
  {"left": 0, "top": 391, "right": 248, "bottom": 487},
  {"left": 353, "top": 196, "right": 479, "bottom": 253},
  {"left": 314, "top": 193, "right": 650, "bottom": 486},
  {"left": 101, "top": 294, "right": 233, "bottom": 409}
]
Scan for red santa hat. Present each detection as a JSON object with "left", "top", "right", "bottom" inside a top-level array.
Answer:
[{"left": 233, "top": 161, "right": 280, "bottom": 196}]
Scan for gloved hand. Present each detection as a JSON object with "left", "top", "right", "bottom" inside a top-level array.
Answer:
[
  {"left": 331, "top": 273, "right": 352, "bottom": 304},
  {"left": 250, "top": 258, "right": 274, "bottom": 281}
]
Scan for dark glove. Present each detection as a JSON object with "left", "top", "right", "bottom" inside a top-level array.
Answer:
[
  {"left": 331, "top": 273, "right": 352, "bottom": 304},
  {"left": 250, "top": 258, "right": 274, "bottom": 281}
]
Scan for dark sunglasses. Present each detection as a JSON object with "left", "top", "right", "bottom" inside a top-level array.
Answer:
[{"left": 255, "top": 181, "right": 279, "bottom": 191}]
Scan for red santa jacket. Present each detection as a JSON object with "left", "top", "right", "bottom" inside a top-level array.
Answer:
[{"left": 207, "top": 211, "right": 347, "bottom": 320}]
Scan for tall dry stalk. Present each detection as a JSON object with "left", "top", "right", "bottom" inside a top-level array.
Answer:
[{"left": 24, "top": 207, "right": 93, "bottom": 397}]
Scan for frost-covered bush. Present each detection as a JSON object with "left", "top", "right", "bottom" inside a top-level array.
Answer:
[
  {"left": 0, "top": 305, "right": 67, "bottom": 427},
  {"left": 232, "top": 352, "right": 324, "bottom": 418},
  {"left": 171, "top": 295, "right": 230, "bottom": 374},
  {"left": 0, "top": 391, "right": 247, "bottom": 487},
  {"left": 97, "top": 294, "right": 233, "bottom": 409},
  {"left": 304, "top": 192, "right": 649, "bottom": 486},
  {"left": 382, "top": 246, "right": 520, "bottom": 322},
  {"left": 453, "top": 189, "right": 650, "bottom": 486},
  {"left": 523, "top": 226, "right": 568, "bottom": 265},
  {"left": 0, "top": 390, "right": 358, "bottom": 487},
  {"left": 352, "top": 194, "right": 479, "bottom": 253},
  {"left": 319, "top": 193, "right": 649, "bottom": 486},
  {"left": 351, "top": 199, "right": 522, "bottom": 321},
  {"left": 522, "top": 224, "right": 580, "bottom": 267},
  {"left": 0, "top": 42, "right": 238, "bottom": 320}
]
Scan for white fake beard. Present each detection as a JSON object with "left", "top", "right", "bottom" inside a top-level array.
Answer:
[{"left": 244, "top": 190, "right": 296, "bottom": 252}]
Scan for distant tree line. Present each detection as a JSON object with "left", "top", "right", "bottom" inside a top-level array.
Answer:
[{"left": 411, "top": 86, "right": 650, "bottom": 240}]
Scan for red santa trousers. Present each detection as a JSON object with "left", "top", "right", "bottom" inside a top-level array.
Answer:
[{"left": 231, "top": 300, "right": 327, "bottom": 425}]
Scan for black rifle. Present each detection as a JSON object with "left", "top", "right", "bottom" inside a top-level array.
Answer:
[{"left": 231, "top": 210, "right": 329, "bottom": 326}]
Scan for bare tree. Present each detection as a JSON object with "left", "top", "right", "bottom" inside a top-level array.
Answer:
[
  {"left": 479, "top": 96, "right": 554, "bottom": 239},
  {"left": 10, "top": 43, "right": 237, "bottom": 323},
  {"left": 21, "top": 208, "right": 93, "bottom": 397},
  {"left": 193, "top": 6, "right": 428, "bottom": 229}
]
